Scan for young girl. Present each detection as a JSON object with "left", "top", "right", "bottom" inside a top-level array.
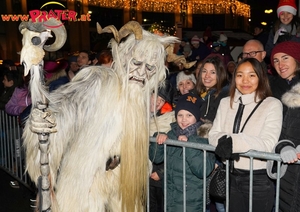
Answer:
[
  {"left": 265, "top": 0, "right": 300, "bottom": 58},
  {"left": 209, "top": 58, "right": 283, "bottom": 212},
  {"left": 149, "top": 92, "right": 215, "bottom": 212}
]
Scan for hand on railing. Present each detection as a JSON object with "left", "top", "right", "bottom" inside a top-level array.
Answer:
[{"left": 280, "top": 145, "right": 300, "bottom": 164}]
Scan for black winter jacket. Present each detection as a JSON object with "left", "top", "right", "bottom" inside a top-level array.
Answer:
[{"left": 275, "top": 83, "right": 300, "bottom": 212}]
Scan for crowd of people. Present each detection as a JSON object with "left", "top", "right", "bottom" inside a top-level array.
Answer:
[
  {"left": 149, "top": 0, "right": 300, "bottom": 211},
  {"left": 1, "top": 0, "right": 300, "bottom": 211}
]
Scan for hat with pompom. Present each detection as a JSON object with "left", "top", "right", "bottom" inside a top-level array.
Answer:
[
  {"left": 277, "top": 0, "right": 297, "bottom": 17},
  {"left": 271, "top": 41, "right": 300, "bottom": 67}
]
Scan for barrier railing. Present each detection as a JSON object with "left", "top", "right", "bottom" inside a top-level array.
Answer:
[
  {"left": 0, "top": 109, "right": 288, "bottom": 211},
  {"left": 149, "top": 137, "right": 284, "bottom": 212},
  {"left": 0, "top": 110, "right": 33, "bottom": 190}
]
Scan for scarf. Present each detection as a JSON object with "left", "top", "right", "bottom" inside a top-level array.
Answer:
[{"left": 175, "top": 121, "right": 202, "bottom": 138}]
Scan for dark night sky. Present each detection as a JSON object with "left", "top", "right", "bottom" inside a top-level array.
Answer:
[{"left": 247, "top": 0, "right": 280, "bottom": 28}]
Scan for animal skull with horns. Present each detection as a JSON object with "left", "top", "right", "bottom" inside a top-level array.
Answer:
[{"left": 19, "top": 18, "right": 67, "bottom": 76}]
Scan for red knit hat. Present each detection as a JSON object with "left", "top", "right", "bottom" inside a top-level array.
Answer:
[
  {"left": 271, "top": 41, "right": 300, "bottom": 67},
  {"left": 277, "top": 0, "right": 297, "bottom": 17}
]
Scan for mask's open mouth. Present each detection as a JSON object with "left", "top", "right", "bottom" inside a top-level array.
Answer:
[{"left": 129, "top": 76, "right": 145, "bottom": 86}]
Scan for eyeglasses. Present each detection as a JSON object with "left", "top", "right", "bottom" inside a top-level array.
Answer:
[{"left": 242, "top": 51, "right": 264, "bottom": 58}]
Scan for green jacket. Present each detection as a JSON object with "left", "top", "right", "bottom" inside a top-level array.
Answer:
[{"left": 149, "top": 122, "right": 215, "bottom": 212}]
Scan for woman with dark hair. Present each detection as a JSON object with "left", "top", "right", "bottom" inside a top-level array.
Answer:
[
  {"left": 196, "top": 56, "right": 229, "bottom": 122},
  {"left": 195, "top": 55, "right": 229, "bottom": 211},
  {"left": 0, "top": 68, "right": 20, "bottom": 110},
  {"left": 5, "top": 66, "right": 31, "bottom": 117},
  {"left": 209, "top": 58, "right": 283, "bottom": 212}
]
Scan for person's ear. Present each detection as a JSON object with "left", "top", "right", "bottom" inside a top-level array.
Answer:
[{"left": 261, "top": 51, "right": 266, "bottom": 60}]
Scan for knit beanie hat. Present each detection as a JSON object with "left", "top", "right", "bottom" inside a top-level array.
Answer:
[
  {"left": 176, "top": 71, "right": 197, "bottom": 89},
  {"left": 277, "top": 0, "right": 297, "bottom": 17},
  {"left": 271, "top": 41, "right": 300, "bottom": 67},
  {"left": 158, "top": 80, "right": 174, "bottom": 104},
  {"left": 191, "top": 35, "right": 200, "bottom": 45},
  {"left": 219, "top": 33, "right": 228, "bottom": 42},
  {"left": 175, "top": 93, "right": 202, "bottom": 121}
]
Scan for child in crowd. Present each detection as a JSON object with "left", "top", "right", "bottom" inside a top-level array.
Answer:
[
  {"left": 149, "top": 80, "right": 174, "bottom": 212},
  {"left": 149, "top": 92, "right": 215, "bottom": 212}
]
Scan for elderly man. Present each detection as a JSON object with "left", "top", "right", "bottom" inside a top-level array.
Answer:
[{"left": 242, "top": 39, "right": 269, "bottom": 73}]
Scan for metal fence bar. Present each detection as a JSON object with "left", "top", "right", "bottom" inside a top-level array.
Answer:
[
  {"left": 202, "top": 150, "right": 207, "bottom": 212},
  {"left": 274, "top": 161, "right": 282, "bottom": 212},
  {"left": 183, "top": 147, "right": 186, "bottom": 212},
  {"left": 0, "top": 110, "right": 32, "bottom": 188},
  {"left": 249, "top": 157, "right": 253, "bottom": 212},
  {"left": 163, "top": 143, "right": 167, "bottom": 212},
  {"left": 149, "top": 136, "right": 289, "bottom": 212},
  {"left": 225, "top": 160, "right": 230, "bottom": 212},
  {"left": 0, "top": 111, "right": 293, "bottom": 211}
]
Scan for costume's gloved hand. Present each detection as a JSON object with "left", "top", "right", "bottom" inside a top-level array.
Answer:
[
  {"left": 30, "top": 106, "right": 57, "bottom": 134},
  {"left": 215, "top": 135, "right": 232, "bottom": 160},
  {"left": 280, "top": 146, "right": 298, "bottom": 163}
]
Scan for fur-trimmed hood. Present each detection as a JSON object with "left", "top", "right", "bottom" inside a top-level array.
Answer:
[{"left": 282, "top": 83, "right": 300, "bottom": 108}]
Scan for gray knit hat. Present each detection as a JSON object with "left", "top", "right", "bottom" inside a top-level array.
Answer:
[{"left": 176, "top": 71, "right": 196, "bottom": 90}]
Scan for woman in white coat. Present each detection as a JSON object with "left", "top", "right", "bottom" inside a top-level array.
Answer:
[{"left": 208, "top": 58, "right": 283, "bottom": 212}]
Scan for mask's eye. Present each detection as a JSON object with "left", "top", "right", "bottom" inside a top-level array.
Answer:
[
  {"left": 32, "top": 36, "right": 41, "bottom": 45},
  {"left": 132, "top": 58, "right": 142, "bottom": 66},
  {"left": 146, "top": 64, "right": 155, "bottom": 71}
]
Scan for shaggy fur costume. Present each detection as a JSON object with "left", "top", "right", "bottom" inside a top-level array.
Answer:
[{"left": 23, "top": 26, "right": 178, "bottom": 211}]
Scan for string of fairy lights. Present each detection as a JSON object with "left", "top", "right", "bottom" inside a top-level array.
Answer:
[
  {"left": 64, "top": 0, "right": 250, "bottom": 35},
  {"left": 66, "top": 0, "right": 250, "bottom": 17},
  {"left": 148, "top": 23, "right": 176, "bottom": 36}
]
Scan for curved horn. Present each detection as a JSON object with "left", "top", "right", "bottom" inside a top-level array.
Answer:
[
  {"left": 119, "top": 21, "right": 143, "bottom": 41},
  {"left": 18, "top": 21, "right": 28, "bottom": 33},
  {"left": 96, "top": 22, "right": 120, "bottom": 43},
  {"left": 42, "top": 18, "right": 67, "bottom": 52}
]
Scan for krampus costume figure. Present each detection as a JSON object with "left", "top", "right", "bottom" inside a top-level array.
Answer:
[{"left": 21, "top": 19, "right": 179, "bottom": 211}]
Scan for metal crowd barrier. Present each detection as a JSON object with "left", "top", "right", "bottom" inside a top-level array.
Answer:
[
  {"left": 149, "top": 137, "right": 285, "bottom": 212},
  {"left": 0, "top": 110, "right": 33, "bottom": 190},
  {"left": 0, "top": 108, "right": 288, "bottom": 211}
]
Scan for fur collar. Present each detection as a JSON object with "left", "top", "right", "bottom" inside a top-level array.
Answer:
[{"left": 282, "top": 83, "right": 300, "bottom": 108}]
